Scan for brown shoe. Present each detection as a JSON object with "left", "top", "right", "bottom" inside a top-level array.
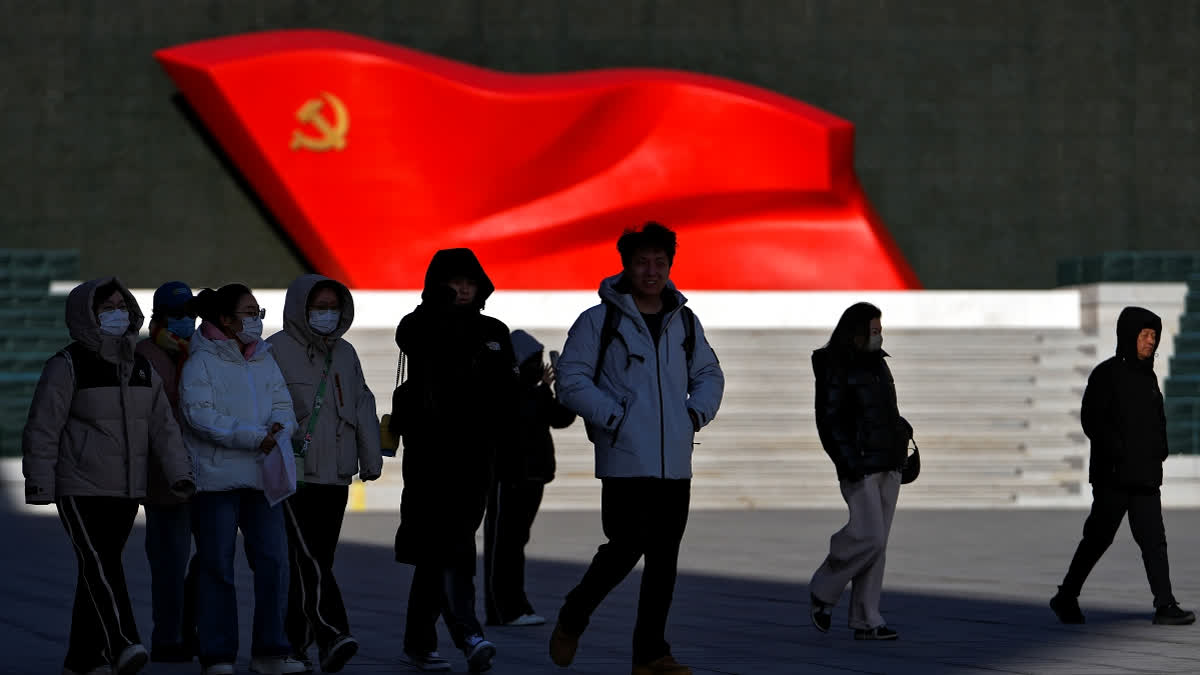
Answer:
[
  {"left": 548, "top": 621, "right": 580, "bottom": 667},
  {"left": 631, "top": 655, "right": 692, "bottom": 674}
]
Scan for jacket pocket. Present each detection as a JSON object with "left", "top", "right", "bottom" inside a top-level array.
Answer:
[
  {"left": 609, "top": 396, "right": 630, "bottom": 446},
  {"left": 335, "top": 417, "right": 358, "bottom": 478}
]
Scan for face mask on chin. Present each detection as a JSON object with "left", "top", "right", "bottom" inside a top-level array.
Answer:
[
  {"left": 237, "top": 316, "right": 263, "bottom": 343},
  {"left": 308, "top": 310, "right": 341, "bottom": 335},
  {"left": 98, "top": 309, "right": 130, "bottom": 336}
]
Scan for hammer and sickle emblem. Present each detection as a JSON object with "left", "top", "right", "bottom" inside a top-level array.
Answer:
[{"left": 290, "top": 91, "right": 349, "bottom": 152}]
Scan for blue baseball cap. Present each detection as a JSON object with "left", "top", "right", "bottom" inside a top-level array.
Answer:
[{"left": 153, "top": 281, "right": 195, "bottom": 316}]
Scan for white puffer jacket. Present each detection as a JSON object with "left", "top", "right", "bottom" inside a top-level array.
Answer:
[{"left": 180, "top": 324, "right": 298, "bottom": 492}]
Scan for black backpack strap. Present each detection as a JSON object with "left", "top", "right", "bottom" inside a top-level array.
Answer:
[
  {"left": 593, "top": 301, "right": 623, "bottom": 384},
  {"left": 681, "top": 305, "right": 697, "bottom": 370}
]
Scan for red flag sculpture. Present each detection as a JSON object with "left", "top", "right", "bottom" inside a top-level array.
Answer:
[{"left": 156, "top": 30, "right": 918, "bottom": 290}]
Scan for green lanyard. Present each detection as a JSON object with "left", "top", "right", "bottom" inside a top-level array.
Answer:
[{"left": 297, "top": 349, "right": 335, "bottom": 458}]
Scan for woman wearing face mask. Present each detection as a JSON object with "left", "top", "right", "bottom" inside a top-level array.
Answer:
[
  {"left": 135, "top": 281, "right": 201, "bottom": 663},
  {"left": 807, "top": 302, "right": 909, "bottom": 642},
  {"left": 23, "top": 278, "right": 195, "bottom": 675},
  {"left": 180, "top": 284, "right": 304, "bottom": 675},
  {"left": 266, "top": 275, "right": 383, "bottom": 673}
]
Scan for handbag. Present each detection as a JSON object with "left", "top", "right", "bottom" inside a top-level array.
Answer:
[
  {"left": 379, "top": 350, "right": 405, "bottom": 457},
  {"left": 895, "top": 415, "right": 920, "bottom": 484},
  {"left": 901, "top": 438, "right": 921, "bottom": 484},
  {"left": 292, "top": 349, "right": 335, "bottom": 479}
]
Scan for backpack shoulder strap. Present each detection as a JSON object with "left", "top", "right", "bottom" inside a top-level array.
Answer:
[
  {"left": 681, "top": 305, "right": 697, "bottom": 369},
  {"left": 593, "top": 301, "right": 622, "bottom": 384}
]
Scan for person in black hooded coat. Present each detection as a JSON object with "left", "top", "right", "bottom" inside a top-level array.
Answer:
[
  {"left": 392, "top": 248, "right": 518, "bottom": 673},
  {"left": 1050, "top": 306, "right": 1195, "bottom": 626}
]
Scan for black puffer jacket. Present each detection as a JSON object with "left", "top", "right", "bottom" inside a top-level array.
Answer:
[
  {"left": 812, "top": 346, "right": 908, "bottom": 481},
  {"left": 1082, "top": 306, "right": 1168, "bottom": 488},
  {"left": 393, "top": 248, "right": 519, "bottom": 566}
]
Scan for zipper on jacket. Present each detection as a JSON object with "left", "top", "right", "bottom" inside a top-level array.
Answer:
[
  {"left": 655, "top": 322, "right": 666, "bottom": 478},
  {"left": 244, "top": 359, "right": 260, "bottom": 425}
]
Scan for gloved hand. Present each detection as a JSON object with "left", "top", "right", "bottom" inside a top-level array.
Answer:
[{"left": 171, "top": 479, "right": 197, "bottom": 499}]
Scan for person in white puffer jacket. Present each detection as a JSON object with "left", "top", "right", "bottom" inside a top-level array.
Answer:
[{"left": 179, "top": 283, "right": 304, "bottom": 675}]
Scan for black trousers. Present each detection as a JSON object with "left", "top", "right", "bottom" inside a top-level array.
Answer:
[
  {"left": 282, "top": 483, "right": 352, "bottom": 653},
  {"left": 1060, "top": 483, "right": 1176, "bottom": 608},
  {"left": 404, "top": 562, "right": 485, "bottom": 654},
  {"left": 483, "top": 479, "right": 545, "bottom": 624},
  {"left": 57, "top": 495, "right": 143, "bottom": 673},
  {"left": 559, "top": 478, "right": 691, "bottom": 665}
]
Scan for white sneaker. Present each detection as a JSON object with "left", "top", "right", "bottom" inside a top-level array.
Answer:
[
  {"left": 115, "top": 644, "right": 148, "bottom": 675},
  {"left": 504, "top": 613, "right": 546, "bottom": 627},
  {"left": 249, "top": 656, "right": 309, "bottom": 674},
  {"left": 463, "top": 635, "right": 496, "bottom": 673},
  {"left": 202, "top": 665, "right": 235, "bottom": 675}
]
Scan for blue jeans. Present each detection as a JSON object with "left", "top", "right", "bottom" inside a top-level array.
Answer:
[
  {"left": 191, "top": 489, "right": 290, "bottom": 665},
  {"left": 144, "top": 502, "right": 197, "bottom": 651}
]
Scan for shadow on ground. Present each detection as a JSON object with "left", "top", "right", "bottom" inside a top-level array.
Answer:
[{"left": 5, "top": 489, "right": 1200, "bottom": 675}]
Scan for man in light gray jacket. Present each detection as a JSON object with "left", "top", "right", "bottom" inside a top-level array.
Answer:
[{"left": 548, "top": 222, "right": 724, "bottom": 675}]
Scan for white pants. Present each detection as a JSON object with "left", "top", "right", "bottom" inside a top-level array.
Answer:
[{"left": 809, "top": 470, "right": 901, "bottom": 629}]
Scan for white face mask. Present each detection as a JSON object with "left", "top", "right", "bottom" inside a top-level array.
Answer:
[
  {"left": 98, "top": 309, "right": 130, "bottom": 336},
  {"left": 238, "top": 316, "right": 263, "bottom": 342},
  {"left": 866, "top": 334, "right": 883, "bottom": 352},
  {"left": 308, "top": 310, "right": 341, "bottom": 335}
]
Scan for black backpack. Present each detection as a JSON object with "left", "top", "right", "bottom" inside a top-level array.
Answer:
[{"left": 592, "top": 301, "right": 698, "bottom": 383}]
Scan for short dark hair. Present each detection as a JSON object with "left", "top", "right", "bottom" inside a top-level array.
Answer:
[
  {"left": 307, "top": 280, "right": 341, "bottom": 306},
  {"left": 617, "top": 221, "right": 677, "bottom": 267},
  {"left": 92, "top": 281, "right": 123, "bottom": 314},
  {"left": 193, "top": 283, "right": 253, "bottom": 325}
]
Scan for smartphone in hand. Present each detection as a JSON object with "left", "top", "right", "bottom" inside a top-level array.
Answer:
[{"left": 548, "top": 350, "right": 559, "bottom": 369}]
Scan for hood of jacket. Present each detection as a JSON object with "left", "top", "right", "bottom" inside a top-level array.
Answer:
[
  {"left": 1116, "top": 305, "right": 1162, "bottom": 367},
  {"left": 598, "top": 272, "right": 684, "bottom": 320},
  {"left": 66, "top": 277, "right": 144, "bottom": 364},
  {"left": 282, "top": 274, "right": 354, "bottom": 350},
  {"left": 420, "top": 248, "right": 495, "bottom": 310},
  {"left": 510, "top": 329, "right": 544, "bottom": 366}
]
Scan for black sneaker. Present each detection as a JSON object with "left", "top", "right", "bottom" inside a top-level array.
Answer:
[
  {"left": 1153, "top": 603, "right": 1197, "bottom": 626},
  {"left": 1050, "top": 593, "right": 1085, "bottom": 624},
  {"left": 810, "top": 593, "right": 832, "bottom": 633},
  {"left": 463, "top": 635, "right": 496, "bottom": 673},
  {"left": 854, "top": 626, "right": 899, "bottom": 640},
  {"left": 319, "top": 634, "right": 358, "bottom": 673}
]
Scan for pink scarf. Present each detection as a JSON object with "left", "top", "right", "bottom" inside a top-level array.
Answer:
[{"left": 200, "top": 321, "right": 258, "bottom": 360}]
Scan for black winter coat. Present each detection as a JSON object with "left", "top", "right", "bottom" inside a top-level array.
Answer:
[
  {"left": 1083, "top": 306, "right": 1169, "bottom": 488},
  {"left": 813, "top": 346, "right": 908, "bottom": 482},
  {"left": 393, "top": 248, "right": 519, "bottom": 567},
  {"left": 500, "top": 366, "right": 577, "bottom": 484}
]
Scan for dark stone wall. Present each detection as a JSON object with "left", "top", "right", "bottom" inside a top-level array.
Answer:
[{"left": 4, "top": 1, "right": 1198, "bottom": 289}]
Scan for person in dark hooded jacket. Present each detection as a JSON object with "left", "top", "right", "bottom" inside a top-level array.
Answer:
[
  {"left": 392, "top": 248, "right": 518, "bottom": 673},
  {"left": 483, "top": 330, "right": 576, "bottom": 628},
  {"left": 1051, "top": 306, "right": 1195, "bottom": 626}
]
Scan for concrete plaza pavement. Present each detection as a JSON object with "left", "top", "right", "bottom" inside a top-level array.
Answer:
[{"left": 5, "top": 493, "right": 1200, "bottom": 674}]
